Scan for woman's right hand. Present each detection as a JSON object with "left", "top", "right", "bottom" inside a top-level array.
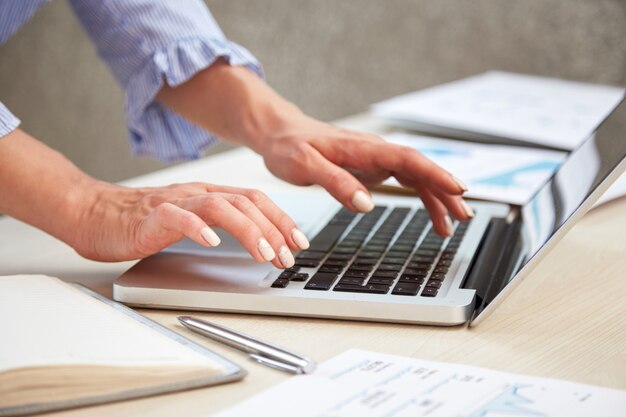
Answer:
[{"left": 71, "top": 181, "right": 309, "bottom": 267}]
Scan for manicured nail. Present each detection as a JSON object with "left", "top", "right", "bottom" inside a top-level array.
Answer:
[
  {"left": 444, "top": 215, "right": 454, "bottom": 236},
  {"left": 278, "top": 246, "right": 295, "bottom": 268},
  {"left": 352, "top": 190, "right": 375, "bottom": 212},
  {"left": 452, "top": 175, "right": 468, "bottom": 192},
  {"left": 461, "top": 200, "right": 475, "bottom": 218},
  {"left": 257, "top": 238, "right": 276, "bottom": 261},
  {"left": 291, "top": 228, "right": 310, "bottom": 250},
  {"left": 200, "top": 227, "right": 221, "bottom": 246}
]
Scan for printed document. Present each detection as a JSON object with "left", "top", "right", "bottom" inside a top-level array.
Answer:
[{"left": 216, "top": 349, "right": 626, "bottom": 417}]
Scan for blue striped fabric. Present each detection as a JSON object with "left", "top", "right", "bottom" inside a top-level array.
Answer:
[{"left": 0, "top": 0, "right": 262, "bottom": 161}]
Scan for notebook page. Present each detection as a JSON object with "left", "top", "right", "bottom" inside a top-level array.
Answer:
[
  {"left": 0, "top": 275, "right": 217, "bottom": 372},
  {"left": 216, "top": 349, "right": 626, "bottom": 417}
]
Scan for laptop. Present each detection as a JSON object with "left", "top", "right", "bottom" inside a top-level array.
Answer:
[{"left": 114, "top": 99, "right": 626, "bottom": 326}]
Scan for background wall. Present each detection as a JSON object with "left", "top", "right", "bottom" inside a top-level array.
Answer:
[{"left": 1, "top": 0, "right": 625, "bottom": 182}]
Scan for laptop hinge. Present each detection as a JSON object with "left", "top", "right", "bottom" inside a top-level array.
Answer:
[{"left": 462, "top": 214, "right": 523, "bottom": 313}]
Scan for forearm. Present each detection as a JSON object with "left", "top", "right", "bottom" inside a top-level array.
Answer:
[
  {"left": 0, "top": 129, "right": 100, "bottom": 247},
  {"left": 156, "top": 60, "right": 303, "bottom": 153}
]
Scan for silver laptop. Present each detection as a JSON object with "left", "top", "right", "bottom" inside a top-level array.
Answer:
[{"left": 114, "top": 99, "right": 626, "bottom": 326}]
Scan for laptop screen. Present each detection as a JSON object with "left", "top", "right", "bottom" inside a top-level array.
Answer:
[{"left": 473, "top": 97, "right": 626, "bottom": 320}]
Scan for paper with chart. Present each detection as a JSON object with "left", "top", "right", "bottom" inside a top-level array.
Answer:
[
  {"left": 216, "top": 349, "right": 626, "bottom": 417},
  {"left": 372, "top": 71, "right": 625, "bottom": 150},
  {"left": 383, "top": 132, "right": 567, "bottom": 205}
]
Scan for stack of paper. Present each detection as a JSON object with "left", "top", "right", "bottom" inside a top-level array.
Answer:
[{"left": 372, "top": 71, "right": 625, "bottom": 150}]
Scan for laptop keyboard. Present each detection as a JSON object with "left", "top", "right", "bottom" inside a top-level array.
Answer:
[{"left": 271, "top": 206, "right": 471, "bottom": 297}]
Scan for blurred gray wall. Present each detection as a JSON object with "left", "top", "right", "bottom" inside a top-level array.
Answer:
[{"left": 0, "top": 0, "right": 625, "bottom": 182}]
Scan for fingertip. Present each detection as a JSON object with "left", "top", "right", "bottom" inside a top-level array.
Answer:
[
  {"left": 351, "top": 190, "right": 375, "bottom": 212},
  {"left": 450, "top": 175, "right": 468, "bottom": 193},
  {"left": 200, "top": 227, "right": 221, "bottom": 247}
]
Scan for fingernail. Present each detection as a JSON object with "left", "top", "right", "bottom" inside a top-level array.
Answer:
[
  {"left": 352, "top": 190, "right": 375, "bottom": 212},
  {"left": 461, "top": 200, "right": 475, "bottom": 218},
  {"left": 291, "top": 228, "right": 310, "bottom": 250},
  {"left": 200, "top": 227, "right": 221, "bottom": 246},
  {"left": 452, "top": 175, "right": 468, "bottom": 192},
  {"left": 257, "top": 238, "right": 276, "bottom": 261},
  {"left": 444, "top": 215, "right": 454, "bottom": 236},
  {"left": 278, "top": 246, "right": 295, "bottom": 268}
]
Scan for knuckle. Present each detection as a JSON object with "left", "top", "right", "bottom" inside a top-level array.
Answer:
[
  {"left": 245, "top": 189, "right": 268, "bottom": 205},
  {"left": 264, "top": 226, "right": 284, "bottom": 245},
  {"left": 230, "top": 194, "right": 252, "bottom": 209}
]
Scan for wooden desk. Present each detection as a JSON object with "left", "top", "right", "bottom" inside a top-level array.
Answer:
[{"left": 1, "top": 114, "right": 624, "bottom": 416}]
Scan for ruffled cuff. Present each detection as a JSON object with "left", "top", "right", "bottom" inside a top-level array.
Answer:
[
  {"left": 124, "top": 37, "right": 263, "bottom": 162},
  {"left": 0, "top": 101, "right": 21, "bottom": 138}
]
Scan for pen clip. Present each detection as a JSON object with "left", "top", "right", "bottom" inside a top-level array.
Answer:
[{"left": 249, "top": 353, "right": 305, "bottom": 374}]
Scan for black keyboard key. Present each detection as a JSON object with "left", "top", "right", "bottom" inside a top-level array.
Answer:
[
  {"left": 430, "top": 272, "right": 446, "bottom": 281},
  {"left": 304, "top": 272, "right": 339, "bottom": 291},
  {"left": 381, "top": 257, "right": 407, "bottom": 265},
  {"left": 371, "top": 270, "right": 398, "bottom": 278},
  {"left": 399, "top": 275, "right": 424, "bottom": 284},
  {"left": 376, "top": 264, "right": 402, "bottom": 272},
  {"left": 339, "top": 277, "right": 366, "bottom": 285},
  {"left": 327, "top": 253, "right": 354, "bottom": 261},
  {"left": 425, "top": 280, "right": 442, "bottom": 288},
  {"left": 392, "top": 282, "right": 421, "bottom": 296},
  {"left": 349, "top": 264, "right": 374, "bottom": 272},
  {"left": 333, "top": 283, "right": 390, "bottom": 294},
  {"left": 353, "top": 258, "right": 378, "bottom": 265},
  {"left": 318, "top": 264, "right": 344, "bottom": 273},
  {"left": 368, "top": 277, "right": 396, "bottom": 285},
  {"left": 343, "top": 270, "right": 370, "bottom": 278},
  {"left": 309, "top": 224, "right": 350, "bottom": 252},
  {"left": 295, "top": 251, "right": 326, "bottom": 260},
  {"left": 433, "top": 266, "right": 449, "bottom": 274},
  {"left": 271, "top": 277, "right": 290, "bottom": 288},
  {"left": 421, "top": 287, "right": 438, "bottom": 297},
  {"left": 290, "top": 273, "right": 309, "bottom": 282},
  {"left": 295, "top": 259, "right": 321, "bottom": 268}
]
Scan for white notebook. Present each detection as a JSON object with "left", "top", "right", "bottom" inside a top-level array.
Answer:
[{"left": 0, "top": 275, "right": 245, "bottom": 416}]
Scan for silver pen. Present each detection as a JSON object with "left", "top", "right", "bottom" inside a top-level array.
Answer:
[{"left": 177, "top": 316, "right": 316, "bottom": 374}]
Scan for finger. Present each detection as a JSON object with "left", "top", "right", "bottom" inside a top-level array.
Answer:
[
  {"left": 321, "top": 138, "right": 467, "bottom": 195},
  {"left": 431, "top": 188, "right": 475, "bottom": 221},
  {"left": 305, "top": 146, "right": 376, "bottom": 213},
  {"left": 221, "top": 193, "right": 295, "bottom": 269},
  {"left": 208, "top": 186, "right": 309, "bottom": 251},
  {"left": 177, "top": 195, "right": 280, "bottom": 265},
  {"left": 397, "top": 178, "right": 453, "bottom": 237},
  {"left": 138, "top": 202, "right": 220, "bottom": 255}
]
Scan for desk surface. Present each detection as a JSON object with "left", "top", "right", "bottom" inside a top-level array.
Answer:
[{"left": 1, "top": 114, "right": 625, "bottom": 416}]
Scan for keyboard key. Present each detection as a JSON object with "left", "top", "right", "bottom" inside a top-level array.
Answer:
[
  {"left": 343, "top": 270, "right": 370, "bottom": 278},
  {"left": 290, "top": 273, "right": 309, "bottom": 282},
  {"left": 425, "top": 280, "right": 442, "bottom": 288},
  {"left": 368, "top": 277, "right": 396, "bottom": 285},
  {"left": 381, "top": 257, "right": 406, "bottom": 265},
  {"left": 333, "top": 283, "right": 390, "bottom": 294},
  {"left": 371, "top": 270, "right": 398, "bottom": 278},
  {"left": 271, "top": 278, "right": 290, "bottom": 288},
  {"left": 295, "top": 259, "right": 321, "bottom": 268},
  {"left": 392, "top": 282, "right": 421, "bottom": 296},
  {"left": 339, "top": 277, "right": 366, "bottom": 285},
  {"left": 309, "top": 224, "right": 350, "bottom": 252},
  {"left": 318, "top": 264, "right": 344, "bottom": 273},
  {"left": 376, "top": 264, "right": 402, "bottom": 272},
  {"left": 430, "top": 272, "right": 446, "bottom": 281},
  {"left": 421, "top": 287, "right": 438, "bottom": 297},
  {"left": 349, "top": 264, "right": 374, "bottom": 272},
  {"left": 399, "top": 275, "right": 424, "bottom": 284},
  {"left": 295, "top": 251, "right": 326, "bottom": 260},
  {"left": 304, "top": 272, "right": 339, "bottom": 291}
]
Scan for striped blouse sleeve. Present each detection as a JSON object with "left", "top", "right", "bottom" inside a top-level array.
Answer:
[
  {"left": 0, "top": 101, "right": 21, "bottom": 138},
  {"left": 68, "top": 0, "right": 263, "bottom": 162}
]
